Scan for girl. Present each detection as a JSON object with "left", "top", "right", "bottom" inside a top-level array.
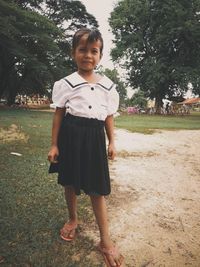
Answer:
[{"left": 48, "top": 28, "right": 124, "bottom": 267}]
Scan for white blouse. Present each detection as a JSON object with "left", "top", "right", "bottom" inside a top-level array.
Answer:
[{"left": 52, "top": 72, "right": 119, "bottom": 121}]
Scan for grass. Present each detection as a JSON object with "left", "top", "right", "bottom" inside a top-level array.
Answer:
[
  {"left": 0, "top": 109, "right": 102, "bottom": 267},
  {"left": 115, "top": 112, "right": 200, "bottom": 134},
  {"left": 0, "top": 109, "right": 200, "bottom": 266}
]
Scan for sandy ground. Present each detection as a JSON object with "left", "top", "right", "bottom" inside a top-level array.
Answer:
[{"left": 86, "top": 129, "right": 200, "bottom": 267}]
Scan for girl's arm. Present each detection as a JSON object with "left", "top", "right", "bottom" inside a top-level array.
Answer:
[
  {"left": 105, "top": 115, "right": 116, "bottom": 160},
  {"left": 48, "top": 107, "right": 66, "bottom": 163}
]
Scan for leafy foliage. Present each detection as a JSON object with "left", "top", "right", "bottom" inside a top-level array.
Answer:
[
  {"left": 0, "top": 0, "right": 98, "bottom": 104},
  {"left": 127, "top": 90, "right": 147, "bottom": 108},
  {"left": 109, "top": 0, "right": 200, "bottom": 110},
  {"left": 43, "top": 0, "right": 98, "bottom": 31}
]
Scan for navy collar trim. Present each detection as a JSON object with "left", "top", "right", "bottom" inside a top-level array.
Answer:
[
  {"left": 96, "top": 82, "right": 114, "bottom": 91},
  {"left": 63, "top": 72, "right": 114, "bottom": 91},
  {"left": 63, "top": 78, "right": 88, "bottom": 88}
]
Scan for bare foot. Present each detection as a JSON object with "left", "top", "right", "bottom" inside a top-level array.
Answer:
[
  {"left": 60, "top": 221, "right": 78, "bottom": 241},
  {"left": 98, "top": 239, "right": 124, "bottom": 267}
]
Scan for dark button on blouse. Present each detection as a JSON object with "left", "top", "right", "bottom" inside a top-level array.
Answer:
[
  {"left": 91, "top": 87, "right": 94, "bottom": 91},
  {"left": 88, "top": 105, "right": 92, "bottom": 109}
]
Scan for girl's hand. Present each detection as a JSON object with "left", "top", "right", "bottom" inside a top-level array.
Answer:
[
  {"left": 108, "top": 143, "right": 116, "bottom": 160},
  {"left": 48, "top": 145, "right": 59, "bottom": 163}
]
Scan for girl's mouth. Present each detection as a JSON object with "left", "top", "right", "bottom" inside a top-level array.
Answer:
[{"left": 82, "top": 61, "right": 92, "bottom": 64}]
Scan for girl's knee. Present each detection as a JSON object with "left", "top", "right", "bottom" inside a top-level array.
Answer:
[{"left": 89, "top": 194, "right": 105, "bottom": 202}]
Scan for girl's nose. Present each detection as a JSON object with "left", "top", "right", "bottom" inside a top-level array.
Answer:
[{"left": 85, "top": 51, "right": 92, "bottom": 58}]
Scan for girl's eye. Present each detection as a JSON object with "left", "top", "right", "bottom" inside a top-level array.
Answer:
[{"left": 79, "top": 48, "right": 86, "bottom": 52}]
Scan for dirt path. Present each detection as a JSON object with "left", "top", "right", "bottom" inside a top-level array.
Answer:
[{"left": 86, "top": 129, "right": 200, "bottom": 267}]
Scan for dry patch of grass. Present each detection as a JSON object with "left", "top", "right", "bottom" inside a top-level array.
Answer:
[
  {"left": 0, "top": 124, "right": 29, "bottom": 143},
  {"left": 117, "top": 150, "right": 159, "bottom": 158}
]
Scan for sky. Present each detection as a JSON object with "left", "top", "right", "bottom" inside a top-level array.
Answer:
[{"left": 80, "top": 0, "right": 118, "bottom": 69}]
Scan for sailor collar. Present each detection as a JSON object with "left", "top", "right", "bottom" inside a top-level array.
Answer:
[{"left": 63, "top": 72, "right": 114, "bottom": 91}]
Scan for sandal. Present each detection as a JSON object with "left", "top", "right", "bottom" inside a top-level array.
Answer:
[
  {"left": 60, "top": 222, "right": 78, "bottom": 241},
  {"left": 98, "top": 242, "right": 124, "bottom": 267}
]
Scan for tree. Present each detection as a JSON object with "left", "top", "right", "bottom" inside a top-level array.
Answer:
[
  {"left": 0, "top": 0, "right": 98, "bottom": 104},
  {"left": 109, "top": 0, "right": 200, "bottom": 112},
  {"left": 97, "top": 66, "right": 127, "bottom": 106},
  {"left": 128, "top": 90, "right": 147, "bottom": 108},
  {"left": 0, "top": 0, "right": 62, "bottom": 104},
  {"left": 42, "top": 0, "right": 98, "bottom": 31}
]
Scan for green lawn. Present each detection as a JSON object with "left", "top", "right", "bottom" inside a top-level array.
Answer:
[
  {"left": 115, "top": 112, "right": 200, "bottom": 134},
  {"left": 0, "top": 109, "right": 200, "bottom": 266},
  {"left": 0, "top": 109, "right": 101, "bottom": 267}
]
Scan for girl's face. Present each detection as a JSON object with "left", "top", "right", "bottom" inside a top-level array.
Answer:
[{"left": 72, "top": 34, "right": 102, "bottom": 74}]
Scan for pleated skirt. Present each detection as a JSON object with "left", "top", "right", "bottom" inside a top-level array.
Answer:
[{"left": 49, "top": 113, "right": 111, "bottom": 195}]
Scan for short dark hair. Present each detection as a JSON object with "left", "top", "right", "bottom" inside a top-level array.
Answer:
[{"left": 72, "top": 28, "right": 104, "bottom": 54}]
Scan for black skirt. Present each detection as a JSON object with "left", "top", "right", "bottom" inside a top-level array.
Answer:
[{"left": 49, "top": 113, "right": 111, "bottom": 195}]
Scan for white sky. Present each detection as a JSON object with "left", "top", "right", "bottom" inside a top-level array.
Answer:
[{"left": 80, "top": 0, "right": 118, "bottom": 69}]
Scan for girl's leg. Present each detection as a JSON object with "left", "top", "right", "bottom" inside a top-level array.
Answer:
[
  {"left": 61, "top": 186, "right": 78, "bottom": 240},
  {"left": 90, "top": 195, "right": 123, "bottom": 266},
  {"left": 64, "top": 185, "right": 78, "bottom": 223}
]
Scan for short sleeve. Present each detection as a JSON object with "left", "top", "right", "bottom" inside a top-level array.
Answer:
[
  {"left": 52, "top": 79, "right": 70, "bottom": 108},
  {"left": 107, "top": 85, "right": 119, "bottom": 116}
]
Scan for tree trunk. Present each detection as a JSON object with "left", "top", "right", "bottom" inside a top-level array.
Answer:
[
  {"left": 7, "top": 73, "right": 21, "bottom": 106},
  {"left": 0, "top": 49, "right": 16, "bottom": 100},
  {"left": 155, "top": 94, "right": 163, "bottom": 114}
]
